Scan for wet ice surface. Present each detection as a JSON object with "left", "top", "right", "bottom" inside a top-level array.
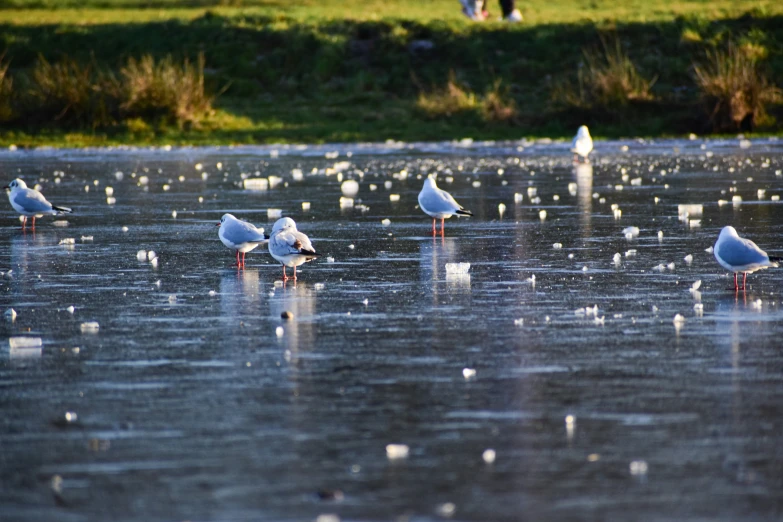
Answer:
[{"left": 2, "top": 138, "right": 783, "bottom": 521}]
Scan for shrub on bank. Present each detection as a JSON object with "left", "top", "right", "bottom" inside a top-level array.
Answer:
[{"left": 693, "top": 42, "right": 782, "bottom": 131}]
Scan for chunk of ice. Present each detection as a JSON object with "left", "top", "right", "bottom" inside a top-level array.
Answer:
[
  {"left": 137, "top": 250, "right": 147, "bottom": 261},
  {"left": 385, "top": 444, "right": 409, "bottom": 460},
  {"left": 539, "top": 210, "right": 547, "bottom": 221},
  {"left": 59, "top": 238, "right": 75, "bottom": 245},
  {"left": 267, "top": 209, "right": 283, "bottom": 219},
  {"left": 462, "top": 368, "right": 476, "bottom": 379},
  {"left": 622, "top": 226, "right": 640, "bottom": 238},
  {"left": 80, "top": 322, "right": 100, "bottom": 332},
  {"left": 341, "top": 180, "right": 359, "bottom": 196},
  {"left": 684, "top": 254, "right": 693, "bottom": 264},
  {"left": 244, "top": 178, "right": 269, "bottom": 191},
  {"left": 482, "top": 449, "right": 496, "bottom": 464},
  {"left": 552, "top": 243, "right": 562, "bottom": 249},
  {"left": 381, "top": 219, "right": 391, "bottom": 226},
  {"left": 445, "top": 263, "right": 470, "bottom": 274},
  {"left": 339, "top": 197, "right": 354, "bottom": 208}
]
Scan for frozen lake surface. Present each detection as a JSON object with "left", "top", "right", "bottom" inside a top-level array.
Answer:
[{"left": 2, "top": 138, "right": 783, "bottom": 521}]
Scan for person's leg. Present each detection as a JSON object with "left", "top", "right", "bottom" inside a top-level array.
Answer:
[{"left": 499, "top": 0, "right": 514, "bottom": 18}]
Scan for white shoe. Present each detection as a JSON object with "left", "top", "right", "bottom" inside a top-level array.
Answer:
[
  {"left": 460, "top": 0, "right": 486, "bottom": 21},
  {"left": 504, "top": 9, "right": 523, "bottom": 22}
]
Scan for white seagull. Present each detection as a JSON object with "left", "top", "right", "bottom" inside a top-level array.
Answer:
[
  {"left": 217, "top": 213, "right": 269, "bottom": 268},
  {"left": 269, "top": 217, "right": 319, "bottom": 281},
  {"left": 714, "top": 226, "right": 781, "bottom": 290},
  {"left": 571, "top": 125, "right": 593, "bottom": 163},
  {"left": 418, "top": 175, "right": 473, "bottom": 236},
  {"left": 3, "top": 178, "right": 72, "bottom": 229}
]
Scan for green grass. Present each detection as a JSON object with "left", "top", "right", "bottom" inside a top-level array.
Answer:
[{"left": 1, "top": 0, "right": 782, "bottom": 146}]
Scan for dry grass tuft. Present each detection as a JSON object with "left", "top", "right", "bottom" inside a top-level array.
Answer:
[
  {"left": 120, "top": 53, "right": 213, "bottom": 127},
  {"left": 481, "top": 79, "right": 518, "bottom": 123},
  {"left": 693, "top": 42, "right": 782, "bottom": 131},
  {"left": 579, "top": 39, "right": 656, "bottom": 107},
  {"left": 0, "top": 53, "right": 12, "bottom": 122},
  {"left": 416, "top": 71, "right": 478, "bottom": 117}
]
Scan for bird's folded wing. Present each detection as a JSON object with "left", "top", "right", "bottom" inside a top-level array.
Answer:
[
  {"left": 14, "top": 190, "right": 52, "bottom": 212},
  {"left": 234, "top": 220, "right": 266, "bottom": 242},
  {"left": 720, "top": 238, "right": 769, "bottom": 266}
]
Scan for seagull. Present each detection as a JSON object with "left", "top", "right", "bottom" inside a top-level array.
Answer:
[
  {"left": 418, "top": 174, "right": 473, "bottom": 236},
  {"left": 269, "top": 217, "right": 319, "bottom": 281},
  {"left": 3, "top": 178, "right": 72, "bottom": 229},
  {"left": 217, "top": 213, "right": 269, "bottom": 268},
  {"left": 713, "top": 226, "right": 781, "bottom": 290},
  {"left": 571, "top": 125, "right": 593, "bottom": 163}
]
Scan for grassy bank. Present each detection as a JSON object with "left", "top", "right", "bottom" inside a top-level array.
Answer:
[{"left": 0, "top": 0, "right": 782, "bottom": 146}]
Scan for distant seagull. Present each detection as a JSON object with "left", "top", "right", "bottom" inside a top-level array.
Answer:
[
  {"left": 269, "top": 217, "right": 319, "bottom": 281},
  {"left": 714, "top": 226, "right": 781, "bottom": 290},
  {"left": 418, "top": 174, "right": 473, "bottom": 236},
  {"left": 3, "top": 178, "right": 72, "bottom": 229},
  {"left": 217, "top": 213, "right": 269, "bottom": 268},
  {"left": 571, "top": 125, "right": 593, "bottom": 163}
]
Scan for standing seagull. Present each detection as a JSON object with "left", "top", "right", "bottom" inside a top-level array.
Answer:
[
  {"left": 418, "top": 174, "right": 473, "bottom": 236},
  {"left": 3, "top": 178, "right": 72, "bottom": 229},
  {"left": 571, "top": 125, "right": 593, "bottom": 163},
  {"left": 713, "top": 226, "right": 781, "bottom": 291},
  {"left": 217, "top": 213, "right": 269, "bottom": 268},
  {"left": 269, "top": 217, "right": 319, "bottom": 281}
]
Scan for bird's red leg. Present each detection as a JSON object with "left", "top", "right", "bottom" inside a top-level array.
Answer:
[
  {"left": 743, "top": 272, "right": 747, "bottom": 291},
  {"left": 432, "top": 219, "right": 436, "bottom": 236},
  {"left": 734, "top": 273, "right": 738, "bottom": 291},
  {"left": 282, "top": 264, "right": 288, "bottom": 281},
  {"left": 21, "top": 216, "right": 26, "bottom": 230},
  {"left": 241, "top": 252, "right": 246, "bottom": 267},
  {"left": 31, "top": 216, "right": 36, "bottom": 229},
  {"left": 440, "top": 218, "right": 445, "bottom": 236},
  {"left": 235, "top": 250, "right": 240, "bottom": 267},
  {"left": 293, "top": 265, "right": 297, "bottom": 280}
]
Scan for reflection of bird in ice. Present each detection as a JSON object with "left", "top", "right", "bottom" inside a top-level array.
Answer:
[
  {"left": 217, "top": 213, "right": 269, "bottom": 268},
  {"left": 418, "top": 175, "right": 473, "bottom": 236},
  {"left": 573, "top": 163, "right": 593, "bottom": 238},
  {"left": 269, "top": 217, "right": 319, "bottom": 281},
  {"left": 571, "top": 125, "right": 593, "bottom": 163},
  {"left": 714, "top": 226, "right": 781, "bottom": 291},
  {"left": 3, "top": 178, "right": 72, "bottom": 230}
]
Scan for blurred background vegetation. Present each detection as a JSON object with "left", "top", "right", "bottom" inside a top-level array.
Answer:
[{"left": 0, "top": 0, "right": 781, "bottom": 146}]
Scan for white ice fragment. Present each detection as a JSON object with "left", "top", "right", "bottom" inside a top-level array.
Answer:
[
  {"left": 552, "top": 195, "right": 560, "bottom": 201},
  {"left": 66, "top": 306, "right": 75, "bottom": 314},
  {"left": 667, "top": 262, "right": 675, "bottom": 270},
  {"left": 147, "top": 251, "right": 157, "bottom": 261},
  {"left": 594, "top": 316, "right": 605, "bottom": 325},
  {"left": 348, "top": 244, "right": 355, "bottom": 250},
  {"left": 718, "top": 199, "right": 728, "bottom": 206},
  {"left": 705, "top": 246, "right": 713, "bottom": 253},
  {"left": 105, "top": 186, "right": 114, "bottom": 196},
  {"left": 5, "top": 308, "right": 17, "bottom": 321},
  {"left": 472, "top": 181, "right": 481, "bottom": 188},
  {"left": 684, "top": 254, "right": 693, "bottom": 264},
  {"left": 514, "top": 193, "right": 524, "bottom": 203},
  {"left": 568, "top": 182, "right": 577, "bottom": 195},
  {"left": 772, "top": 195, "right": 781, "bottom": 201},
  {"left": 514, "top": 318, "right": 524, "bottom": 326},
  {"left": 527, "top": 274, "right": 536, "bottom": 283},
  {"left": 567, "top": 253, "right": 575, "bottom": 259},
  {"left": 498, "top": 203, "right": 506, "bottom": 216},
  {"left": 301, "top": 202, "right": 311, "bottom": 211},
  {"left": 732, "top": 195, "right": 742, "bottom": 204},
  {"left": 341, "top": 179, "right": 359, "bottom": 196},
  {"left": 539, "top": 210, "right": 547, "bottom": 221},
  {"left": 613, "top": 209, "right": 622, "bottom": 219},
  {"left": 137, "top": 250, "right": 147, "bottom": 261},
  {"left": 150, "top": 257, "right": 159, "bottom": 268},
  {"left": 694, "top": 303, "right": 704, "bottom": 315},
  {"left": 690, "top": 280, "right": 702, "bottom": 292},
  {"left": 527, "top": 187, "right": 537, "bottom": 197},
  {"left": 622, "top": 226, "right": 640, "bottom": 238},
  {"left": 162, "top": 184, "right": 171, "bottom": 192},
  {"left": 630, "top": 460, "right": 648, "bottom": 476},
  {"left": 653, "top": 264, "right": 666, "bottom": 272},
  {"left": 267, "top": 208, "right": 283, "bottom": 219},
  {"left": 482, "top": 449, "right": 496, "bottom": 464},
  {"left": 625, "top": 249, "right": 637, "bottom": 257},
  {"left": 758, "top": 189, "right": 766, "bottom": 199},
  {"left": 630, "top": 177, "right": 642, "bottom": 186},
  {"left": 582, "top": 266, "right": 588, "bottom": 272},
  {"left": 275, "top": 326, "right": 284, "bottom": 337},
  {"left": 315, "top": 515, "right": 340, "bottom": 522},
  {"left": 81, "top": 236, "right": 93, "bottom": 241},
  {"left": 208, "top": 290, "right": 217, "bottom": 296},
  {"left": 268, "top": 175, "right": 283, "bottom": 188},
  {"left": 445, "top": 263, "right": 470, "bottom": 274},
  {"left": 243, "top": 178, "right": 269, "bottom": 191},
  {"left": 739, "top": 139, "right": 751, "bottom": 149},
  {"left": 688, "top": 219, "right": 701, "bottom": 228},
  {"left": 678, "top": 204, "right": 703, "bottom": 218},
  {"left": 138, "top": 175, "right": 149, "bottom": 185},
  {"left": 613, "top": 253, "right": 622, "bottom": 265},
  {"left": 8, "top": 336, "right": 42, "bottom": 357},
  {"left": 195, "top": 163, "right": 203, "bottom": 171},
  {"left": 552, "top": 243, "right": 563, "bottom": 249},
  {"left": 171, "top": 210, "right": 177, "bottom": 219},
  {"left": 462, "top": 368, "right": 476, "bottom": 379},
  {"left": 326, "top": 257, "right": 335, "bottom": 263},
  {"left": 339, "top": 197, "right": 354, "bottom": 208},
  {"left": 751, "top": 299, "right": 763, "bottom": 310},
  {"left": 80, "top": 321, "right": 100, "bottom": 332},
  {"left": 369, "top": 184, "right": 378, "bottom": 191},
  {"left": 386, "top": 444, "right": 409, "bottom": 460},
  {"left": 381, "top": 218, "right": 391, "bottom": 226},
  {"left": 122, "top": 226, "right": 129, "bottom": 232},
  {"left": 658, "top": 230, "right": 664, "bottom": 240},
  {"left": 59, "top": 238, "right": 75, "bottom": 245},
  {"left": 673, "top": 314, "right": 685, "bottom": 325},
  {"left": 436, "top": 503, "right": 457, "bottom": 518}
]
